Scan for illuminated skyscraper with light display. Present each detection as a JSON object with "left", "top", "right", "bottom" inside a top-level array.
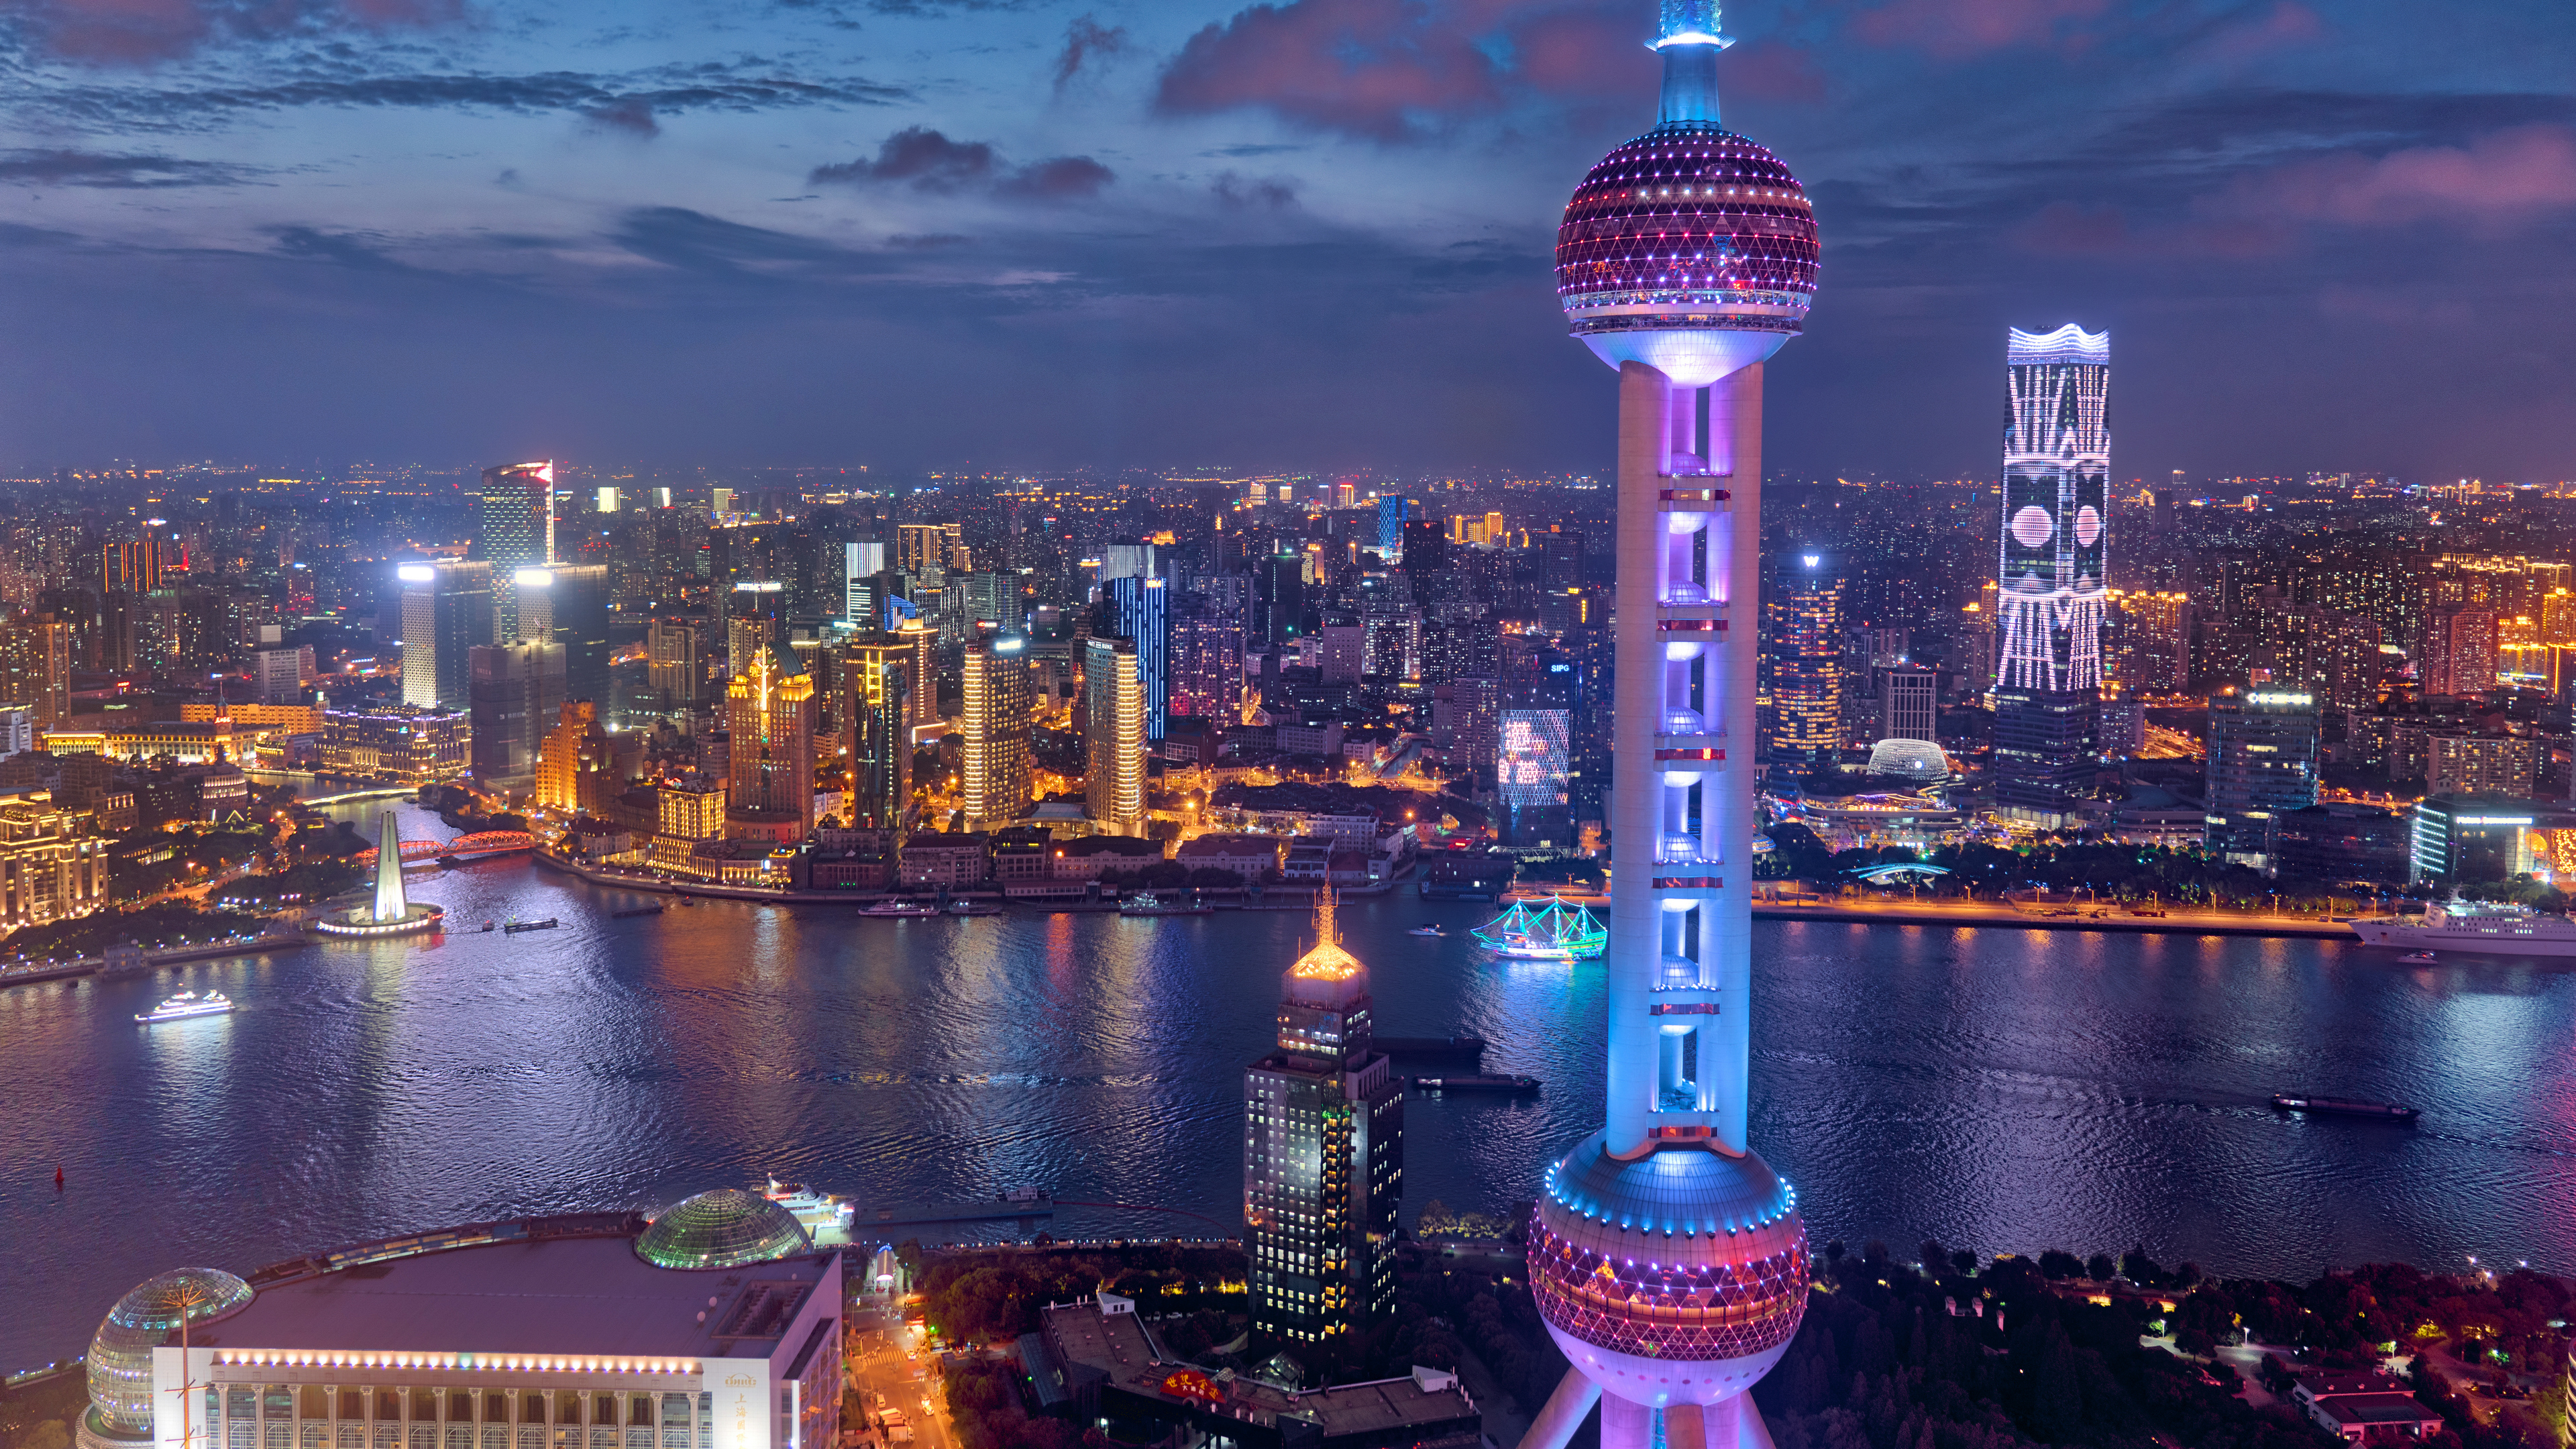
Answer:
[
  {"left": 1992, "top": 325, "right": 2110, "bottom": 824},
  {"left": 1521, "top": 1, "right": 1815, "bottom": 1447}
]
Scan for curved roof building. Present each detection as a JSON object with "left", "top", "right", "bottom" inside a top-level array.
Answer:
[
  {"left": 636, "top": 1188, "right": 813, "bottom": 1269},
  {"left": 80, "top": 1268, "right": 254, "bottom": 1449}
]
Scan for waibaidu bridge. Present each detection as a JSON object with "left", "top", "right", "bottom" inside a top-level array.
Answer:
[{"left": 352, "top": 830, "right": 535, "bottom": 866}]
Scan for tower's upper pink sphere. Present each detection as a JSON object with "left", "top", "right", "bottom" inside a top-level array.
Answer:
[{"left": 1557, "top": 127, "right": 1819, "bottom": 329}]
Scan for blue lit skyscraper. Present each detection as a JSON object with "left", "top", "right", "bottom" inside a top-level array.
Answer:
[{"left": 1106, "top": 574, "right": 1171, "bottom": 742}]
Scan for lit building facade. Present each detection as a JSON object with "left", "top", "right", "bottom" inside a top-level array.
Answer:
[
  {"left": 2204, "top": 688, "right": 2321, "bottom": 871},
  {"left": 0, "top": 792, "right": 107, "bottom": 931},
  {"left": 322, "top": 706, "right": 470, "bottom": 784},
  {"left": 963, "top": 631, "right": 1033, "bottom": 832},
  {"left": 0, "top": 612, "right": 71, "bottom": 728},
  {"left": 844, "top": 636, "right": 914, "bottom": 831},
  {"left": 1762, "top": 555, "right": 1840, "bottom": 764},
  {"left": 1083, "top": 637, "right": 1146, "bottom": 835},
  {"left": 475, "top": 462, "right": 556, "bottom": 645},
  {"left": 1993, "top": 325, "right": 2108, "bottom": 822},
  {"left": 2421, "top": 606, "right": 2498, "bottom": 697},
  {"left": 2106, "top": 590, "right": 2190, "bottom": 695},
  {"left": 1106, "top": 575, "right": 1171, "bottom": 741},
  {"left": 1243, "top": 888, "right": 1402, "bottom": 1348},
  {"left": 724, "top": 657, "right": 816, "bottom": 838},
  {"left": 399, "top": 561, "right": 494, "bottom": 710},
  {"left": 1499, "top": 708, "right": 1572, "bottom": 847},
  {"left": 468, "top": 642, "right": 566, "bottom": 784},
  {"left": 1524, "top": 5, "right": 1816, "bottom": 1448},
  {"left": 646, "top": 617, "right": 707, "bottom": 717},
  {"left": 534, "top": 702, "right": 610, "bottom": 815}
]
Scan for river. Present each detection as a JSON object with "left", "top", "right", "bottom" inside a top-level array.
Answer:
[{"left": 1, "top": 802, "right": 2569, "bottom": 1368}]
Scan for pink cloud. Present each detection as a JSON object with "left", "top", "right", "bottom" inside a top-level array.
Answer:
[
  {"left": 2204, "top": 0, "right": 2324, "bottom": 59},
  {"left": 2233, "top": 125, "right": 2576, "bottom": 230},
  {"left": 1851, "top": 0, "right": 2109, "bottom": 58},
  {"left": 9, "top": 0, "right": 466, "bottom": 65},
  {"left": 1156, "top": 0, "right": 1505, "bottom": 141}
]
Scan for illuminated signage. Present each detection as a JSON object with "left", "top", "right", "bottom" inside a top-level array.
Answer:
[
  {"left": 396, "top": 566, "right": 435, "bottom": 583},
  {"left": 515, "top": 569, "right": 554, "bottom": 588}
]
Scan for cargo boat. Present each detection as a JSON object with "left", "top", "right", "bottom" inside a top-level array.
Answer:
[
  {"left": 1411, "top": 1073, "right": 1540, "bottom": 1095},
  {"left": 2271, "top": 1093, "right": 2418, "bottom": 1122},
  {"left": 503, "top": 918, "right": 559, "bottom": 934},
  {"left": 610, "top": 904, "right": 667, "bottom": 918}
]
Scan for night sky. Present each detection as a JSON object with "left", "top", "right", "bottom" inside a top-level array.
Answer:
[{"left": 0, "top": 0, "right": 2569, "bottom": 480}]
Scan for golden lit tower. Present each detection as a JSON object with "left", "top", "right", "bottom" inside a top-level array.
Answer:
[
  {"left": 724, "top": 653, "right": 818, "bottom": 837},
  {"left": 961, "top": 630, "right": 1033, "bottom": 832},
  {"left": 1084, "top": 636, "right": 1146, "bottom": 835}
]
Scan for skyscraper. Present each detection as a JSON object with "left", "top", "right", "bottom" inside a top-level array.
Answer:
[
  {"left": 1993, "top": 325, "right": 2110, "bottom": 822},
  {"left": 468, "top": 640, "right": 566, "bottom": 783},
  {"left": 398, "top": 561, "right": 494, "bottom": 709},
  {"left": 724, "top": 654, "right": 817, "bottom": 838},
  {"left": 1106, "top": 574, "right": 1171, "bottom": 741},
  {"left": 1083, "top": 636, "right": 1146, "bottom": 834},
  {"left": 647, "top": 615, "right": 707, "bottom": 717},
  {"left": 475, "top": 462, "right": 556, "bottom": 645},
  {"left": 2206, "top": 687, "right": 2320, "bottom": 871},
  {"left": 1243, "top": 887, "right": 1402, "bottom": 1348},
  {"left": 961, "top": 630, "right": 1033, "bottom": 832},
  {"left": 2422, "top": 606, "right": 2498, "bottom": 697},
  {"left": 845, "top": 635, "right": 914, "bottom": 831},
  {"left": 545, "top": 564, "right": 614, "bottom": 707},
  {"left": 534, "top": 700, "right": 609, "bottom": 814},
  {"left": 1523, "top": 5, "right": 1817, "bottom": 1448},
  {"left": 844, "top": 541, "right": 892, "bottom": 623},
  {"left": 0, "top": 612, "right": 70, "bottom": 729},
  {"left": 1762, "top": 553, "right": 1841, "bottom": 765}
]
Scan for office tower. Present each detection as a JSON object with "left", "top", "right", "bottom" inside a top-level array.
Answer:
[
  {"left": 1499, "top": 708, "right": 1574, "bottom": 846},
  {"left": 844, "top": 541, "right": 890, "bottom": 621},
  {"left": 544, "top": 564, "right": 613, "bottom": 706},
  {"left": 1171, "top": 590, "right": 1246, "bottom": 720},
  {"left": 252, "top": 646, "right": 304, "bottom": 705},
  {"left": 1399, "top": 518, "right": 1450, "bottom": 574},
  {"left": 1376, "top": 495, "right": 1409, "bottom": 556},
  {"left": 959, "top": 571, "right": 1022, "bottom": 629},
  {"left": 647, "top": 616, "right": 707, "bottom": 715},
  {"left": 1083, "top": 637, "right": 1146, "bottom": 834},
  {"left": 1319, "top": 621, "right": 1366, "bottom": 683},
  {"left": 397, "top": 560, "right": 493, "bottom": 709},
  {"left": 2205, "top": 686, "right": 2321, "bottom": 871},
  {"left": 534, "top": 700, "right": 610, "bottom": 814},
  {"left": 476, "top": 462, "right": 557, "bottom": 645},
  {"left": 1878, "top": 664, "right": 1937, "bottom": 745},
  {"left": 845, "top": 635, "right": 914, "bottom": 830},
  {"left": 1243, "top": 887, "right": 1402, "bottom": 1347},
  {"left": 1432, "top": 678, "right": 1501, "bottom": 785},
  {"left": 101, "top": 539, "right": 166, "bottom": 595},
  {"left": 1992, "top": 325, "right": 2110, "bottom": 821},
  {"left": 724, "top": 653, "right": 818, "bottom": 837},
  {"left": 468, "top": 641, "right": 566, "bottom": 782},
  {"left": 1101, "top": 541, "right": 1156, "bottom": 583},
  {"left": 2422, "top": 606, "right": 2498, "bottom": 697},
  {"left": 729, "top": 580, "right": 788, "bottom": 675},
  {"left": 711, "top": 486, "right": 735, "bottom": 517},
  {"left": 0, "top": 612, "right": 71, "bottom": 728},
  {"left": 1762, "top": 555, "right": 1841, "bottom": 765},
  {"left": 898, "top": 522, "right": 962, "bottom": 576},
  {"left": 1525, "top": 7, "right": 1817, "bottom": 1447},
  {"left": 1258, "top": 552, "right": 1306, "bottom": 645},
  {"left": 1105, "top": 575, "right": 1171, "bottom": 741},
  {"left": 962, "top": 630, "right": 1034, "bottom": 831}
]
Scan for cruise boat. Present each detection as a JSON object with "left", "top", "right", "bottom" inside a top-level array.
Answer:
[
  {"left": 860, "top": 900, "right": 943, "bottom": 918},
  {"left": 761, "top": 1175, "right": 857, "bottom": 1237},
  {"left": 136, "top": 989, "right": 233, "bottom": 1024},
  {"left": 2351, "top": 902, "right": 2576, "bottom": 957},
  {"left": 1119, "top": 892, "right": 1211, "bottom": 917},
  {"left": 1470, "top": 896, "right": 1608, "bottom": 960}
]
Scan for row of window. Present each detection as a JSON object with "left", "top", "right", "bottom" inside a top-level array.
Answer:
[{"left": 207, "top": 1389, "right": 707, "bottom": 1428}]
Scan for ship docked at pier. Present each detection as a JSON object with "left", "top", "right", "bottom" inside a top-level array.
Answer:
[{"left": 2351, "top": 902, "right": 2576, "bottom": 957}]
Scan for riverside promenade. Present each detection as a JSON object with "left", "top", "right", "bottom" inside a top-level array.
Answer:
[{"left": 1753, "top": 896, "right": 2363, "bottom": 941}]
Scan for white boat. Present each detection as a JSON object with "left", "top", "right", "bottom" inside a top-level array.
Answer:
[
  {"left": 136, "top": 989, "right": 233, "bottom": 1024},
  {"left": 2351, "top": 903, "right": 2576, "bottom": 957},
  {"left": 1407, "top": 924, "right": 1446, "bottom": 938},
  {"left": 761, "top": 1175, "right": 856, "bottom": 1234},
  {"left": 860, "top": 900, "right": 942, "bottom": 918}
]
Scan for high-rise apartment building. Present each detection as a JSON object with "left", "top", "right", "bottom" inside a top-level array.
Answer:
[
  {"left": 897, "top": 523, "right": 963, "bottom": 576},
  {"left": 0, "top": 612, "right": 71, "bottom": 729},
  {"left": 1171, "top": 590, "right": 1246, "bottom": 720},
  {"left": 398, "top": 560, "right": 494, "bottom": 709},
  {"left": 2107, "top": 590, "right": 2190, "bottom": 695},
  {"left": 1105, "top": 575, "right": 1171, "bottom": 741},
  {"left": 1762, "top": 555, "right": 1841, "bottom": 765},
  {"left": 1083, "top": 637, "right": 1146, "bottom": 835},
  {"left": 475, "top": 462, "right": 557, "bottom": 645},
  {"left": 468, "top": 641, "right": 566, "bottom": 782},
  {"left": 1877, "top": 665, "right": 1937, "bottom": 745},
  {"left": 1243, "top": 888, "right": 1401, "bottom": 1347},
  {"left": 645, "top": 615, "right": 708, "bottom": 718},
  {"left": 844, "top": 541, "right": 891, "bottom": 623},
  {"left": 2206, "top": 687, "right": 2321, "bottom": 871},
  {"left": 2422, "top": 606, "right": 2498, "bottom": 697},
  {"left": 844, "top": 635, "right": 914, "bottom": 831},
  {"left": 961, "top": 630, "right": 1033, "bottom": 832},
  {"left": 723, "top": 655, "right": 817, "bottom": 838},
  {"left": 252, "top": 646, "right": 306, "bottom": 706},
  {"left": 1993, "top": 324, "right": 2110, "bottom": 820}
]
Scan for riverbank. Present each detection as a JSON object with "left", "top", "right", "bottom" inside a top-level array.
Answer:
[
  {"left": 533, "top": 851, "right": 1415, "bottom": 908},
  {"left": 1753, "top": 899, "right": 2361, "bottom": 940},
  {"left": 0, "top": 932, "right": 313, "bottom": 991}
]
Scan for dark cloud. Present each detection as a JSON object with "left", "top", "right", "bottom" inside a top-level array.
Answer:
[
  {"left": 1212, "top": 170, "right": 1297, "bottom": 210},
  {"left": 582, "top": 97, "right": 659, "bottom": 137},
  {"left": 887, "top": 232, "right": 973, "bottom": 249},
  {"left": 1051, "top": 14, "right": 1127, "bottom": 92},
  {"left": 270, "top": 225, "right": 416, "bottom": 270},
  {"left": 0, "top": 148, "right": 260, "bottom": 186},
  {"left": 21, "top": 63, "right": 905, "bottom": 130},
  {"left": 6, "top": 0, "right": 465, "bottom": 65},
  {"left": 810, "top": 126, "right": 1113, "bottom": 200}
]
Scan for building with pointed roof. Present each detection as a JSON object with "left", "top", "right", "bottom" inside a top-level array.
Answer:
[{"left": 1242, "top": 886, "right": 1403, "bottom": 1350}]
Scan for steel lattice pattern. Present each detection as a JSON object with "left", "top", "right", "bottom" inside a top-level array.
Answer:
[
  {"left": 1556, "top": 127, "right": 1819, "bottom": 311},
  {"left": 1527, "top": 1216, "right": 1809, "bottom": 1361}
]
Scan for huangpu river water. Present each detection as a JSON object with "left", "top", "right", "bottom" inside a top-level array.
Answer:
[{"left": 3, "top": 801, "right": 2572, "bottom": 1367}]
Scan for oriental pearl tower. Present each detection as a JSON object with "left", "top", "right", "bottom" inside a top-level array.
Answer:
[{"left": 1517, "top": 4, "right": 1817, "bottom": 1449}]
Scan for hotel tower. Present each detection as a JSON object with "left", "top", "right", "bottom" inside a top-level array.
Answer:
[{"left": 1521, "top": 1, "right": 1815, "bottom": 1448}]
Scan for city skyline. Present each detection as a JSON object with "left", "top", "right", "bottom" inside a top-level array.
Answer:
[{"left": 1, "top": 1, "right": 2569, "bottom": 480}]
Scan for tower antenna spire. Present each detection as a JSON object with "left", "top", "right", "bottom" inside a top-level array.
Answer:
[{"left": 1652, "top": 0, "right": 1731, "bottom": 126}]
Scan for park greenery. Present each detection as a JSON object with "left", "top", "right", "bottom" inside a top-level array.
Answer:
[
  {"left": 3, "top": 900, "right": 274, "bottom": 962},
  {"left": 1755, "top": 832, "right": 2391, "bottom": 912}
]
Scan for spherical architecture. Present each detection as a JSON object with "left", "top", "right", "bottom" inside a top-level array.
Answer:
[
  {"left": 1528, "top": 1136, "right": 1809, "bottom": 1407},
  {"left": 85, "top": 1268, "right": 254, "bottom": 1444},
  {"left": 1866, "top": 738, "right": 1951, "bottom": 782},
  {"left": 635, "top": 1188, "right": 810, "bottom": 1270},
  {"left": 1558, "top": 127, "right": 1819, "bottom": 386}
]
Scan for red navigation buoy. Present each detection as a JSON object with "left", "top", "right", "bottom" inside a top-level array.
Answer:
[{"left": 56, "top": 1165, "right": 66, "bottom": 1189}]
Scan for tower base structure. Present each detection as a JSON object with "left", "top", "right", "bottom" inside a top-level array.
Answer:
[{"left": 1514, "top": 1371, "right": 1781, "bottom": 1449}]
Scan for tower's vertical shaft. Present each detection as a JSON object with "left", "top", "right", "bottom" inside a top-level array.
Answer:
[
  {"left": 372, "top": 806, "right": 408, "bottom": 923},
  {"left": 1607, "top": 361, "right": 1671, "bottom": 1156}
]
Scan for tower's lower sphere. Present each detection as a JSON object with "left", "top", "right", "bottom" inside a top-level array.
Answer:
[{"left": 1528, "top": 1134, "right": 1809, "bottom": 1407}]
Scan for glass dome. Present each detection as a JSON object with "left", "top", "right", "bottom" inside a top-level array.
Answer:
[
  {"left": 636, "top": 1189, "right": 810, "bottom": 1270},
  {"left": 1866, "top": 738, "right": 1951, "bottom": 782},
  {"left": 89, "top": 1269, "right": 254, "bottom": 1435}
]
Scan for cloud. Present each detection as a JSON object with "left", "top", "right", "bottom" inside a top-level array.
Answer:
[
  {"left": 1212, "top": 170, "right": 1298, "bottom": 209},
  {"left": 887, "top": 232, "right": 973, "bottom": 249},
  {"left": 0, "top": 147, "right": 259, "bottom": 186},
  {"left": 2203, "top": 0, "right": 2325, "bottom": 60},
  {"left": 19, "top": 62, "right": 906, "bottom": 129},
  {"left": 2235, "top": 124, "right": 2576, "bottom": 229},
  {"left": 810, "top": 126, "right": 1113, "bottom": 199},
  {"left": 582, "top": 97, "right": 659, "bottom": 137},
  {"left": 1849, "top": 0, "right": 2110, "bottom": 58},
  {"left": 7, "top": 0, "right": 466, "bottom": 65},
  {"left": 1155, "top": 0, "right": 1505, "bottom": 142},
  {"left": 1052, "top": 15, "right": 1128, "bottom": 92}
]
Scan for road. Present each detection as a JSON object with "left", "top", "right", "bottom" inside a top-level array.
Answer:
[
  {"left": 840, "top": 1299, "right": 957, "bottom": 1449},
  {"left": 1752, "top": 896, "right": 2360, "bottom": 940}
]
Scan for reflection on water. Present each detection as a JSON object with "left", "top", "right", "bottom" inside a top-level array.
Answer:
[{"left": 2, "top": 802, "right": 2573, "bottom": 1366}]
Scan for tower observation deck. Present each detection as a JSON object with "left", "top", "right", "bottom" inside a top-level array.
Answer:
[{"left": 1521, "top": 6, "right": 1815, "bottom": 1449}]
